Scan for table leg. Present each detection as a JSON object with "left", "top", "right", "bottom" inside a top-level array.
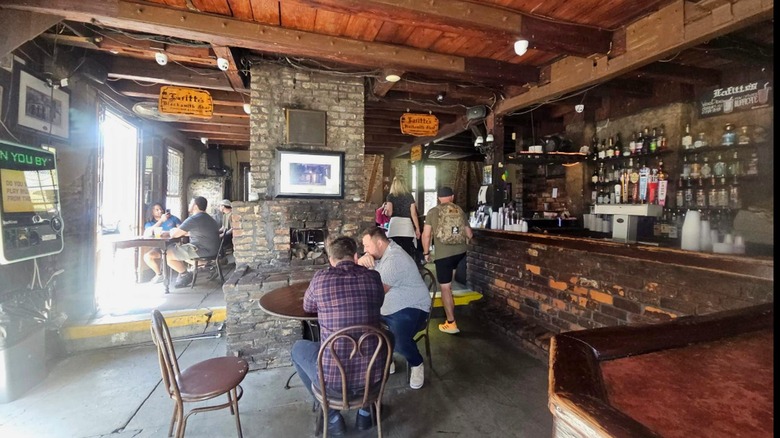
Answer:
[{"left": 161, "top": 247, "right": 170, "bottom": 294}]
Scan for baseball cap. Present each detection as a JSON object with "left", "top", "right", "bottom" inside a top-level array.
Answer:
[
  {"left": 219, "top": 199, "right": 232, "bottom": 208},
  {"left": 437, "top": 186, "right": 454, "bottom": 197}
]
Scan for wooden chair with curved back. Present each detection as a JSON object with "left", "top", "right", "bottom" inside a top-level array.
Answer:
[
  {"left": 414, "top": 266, "right": 438, "bottom": 369},
  {"left": 313, "top": 324, "right": 393, "bottom": 438},
  {"left": 149, "top": 309, "right": 248, "bottom": 438},
  {"left": 189, "top": 232, "right": 228, "bottom": 288}
]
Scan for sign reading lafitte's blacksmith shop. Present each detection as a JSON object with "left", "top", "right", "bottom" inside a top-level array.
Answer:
[
  {"left": 159, "top": 86, "right": 214, "bottom": 118},
  {"left": 698, "top": 80, "right": 773, "bottom": 118},
  {"left": 400, "top": 113, "right": 439, "bottom": 136}
]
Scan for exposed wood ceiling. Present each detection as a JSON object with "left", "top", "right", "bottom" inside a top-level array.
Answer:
[{"left": 3, "top": 0, "right": 772, "bottom": 160}]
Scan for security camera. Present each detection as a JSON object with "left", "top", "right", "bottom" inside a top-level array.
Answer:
[
  {"left": 436, "top": 92, "right": 446, "bottom": 103},
  {"left": 155, "top": 52, "right": 168, "bottom": 66},
  {"left": 217, "top": 57, "right": 230, "bottom": 71}
]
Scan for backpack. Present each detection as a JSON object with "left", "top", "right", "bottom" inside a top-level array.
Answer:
[{"left": 434, "top": 202, "right": 467, "bottom": 245}]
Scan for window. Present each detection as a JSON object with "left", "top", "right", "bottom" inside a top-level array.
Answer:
[
  {"left": 411, "top": 164, "right": 437, "bottom": 215},
  {"left": 166, "top": 147, "right": 183, "bottom": 218}
]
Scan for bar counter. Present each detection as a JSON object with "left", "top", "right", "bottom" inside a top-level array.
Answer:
[{"left": 466, "top": 229, "right": 773, "bottom": 335}]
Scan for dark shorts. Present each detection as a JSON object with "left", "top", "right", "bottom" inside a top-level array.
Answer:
[{"left": 434, "top": 252, "right": 465, "bottom": 284}]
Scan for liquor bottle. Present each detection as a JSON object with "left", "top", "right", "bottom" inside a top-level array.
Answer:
[
  {"left": 737, "top": 126, "right": 751, "bottom": 145},
  {"left": 728, "top": 176, "right": 741, "bottom": 209},
  {"left": 721, "top": 123, "right": 736, "bottom": 146},
  {"left": 713, "top": 154, "right": 726, "bottom": 177},
  {"left": 694, "top": 132, "right": 708, "bottom": 149},
  {"left": 684, "top": 178, "right": 694, "bottom": 209},
  {"left": 629, "top": 159, "right": 640, "bottom": 203},
  {"left": 590, "top": 135, "right": 599, "bottom": 161},
  {"left": 681, "top": 123, "right": 693, "bottom": 149},
  {"left": 629, "top": 132, "right": 637, "bottom": 155},
  {"left": 658, "top": 124, "right": 668, "bottom": 150},
  {"left": 727, "top": 151, "right": 743, "bottom": 176},
  {"left": 695, "top": 177, "right": 707, "bottom": 208},
  {"left": 613, "top": 137, "right": 622, "bottom": 158},
  {"left": 649, "top": 127, "right": 658, "bottom": 153},
  {"left": 746, "top": 151, "right": 759, "bottom": 175},
  {"left": 707, "top": 176, "right": 718, "bottom": 209},
  {"left": 638, "top": 160, "right": 650, "bottom": 203},
  {"left": 642, "top": 127, "right": 652, "bottom": 154},
  {"left": 690, "top": 154, "right": 701, "bottom": 179},
  {"left": 681, "top": 155, "right": 691, "bottom": 179},
  {"left": 668, "top": 211, "right": 679, "bottom": 239},
  {"left": 675, "top": 177, "right": 685, "bottom": 208},
  {"left": 657, "top": 161, "right": 668, "bottom": 207},
  {"left": 591, "top": 166, "right": 599, "bottom": 184},
  {"left": 616, "top": 132, "right": 628, "bottom": 156},
  {"left": 598, "top": 162, "right": 606, "bottom": 183},
  {"left": 700, "top": 156, "right": 712, "bottom": 178},
  {"left": 606, "top": 137, "right": 615, "bottom": 158},
  {"left": 648, "top": 168, "right": 659, "bottom": 204},
  {"left": 599, "top": 139, "right": 607, "bottom": 159},
  {"left": 635, "top": 130, "right": 644, "bottom": 155},
  {"left": 597, "top": 189, "right": 604, "bottom": 205},
  {"left": 614, "top": 178, "right": 622, "bottom": 204},
  {"left": 717, "top": 177, "right": 728, "bottom": 208}
]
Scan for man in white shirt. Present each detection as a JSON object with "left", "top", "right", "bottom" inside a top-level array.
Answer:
[{"left": 358, "top": 226, "right": 431, "bottom": 389}]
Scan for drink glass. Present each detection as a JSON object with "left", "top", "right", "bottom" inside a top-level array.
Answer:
[{"left": 153, "top": 227, "right": 163, "bottom": 238}]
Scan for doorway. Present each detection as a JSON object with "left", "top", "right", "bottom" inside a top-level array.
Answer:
[{"left": 94, "top": 108, "right": 140, "bottom": 313}]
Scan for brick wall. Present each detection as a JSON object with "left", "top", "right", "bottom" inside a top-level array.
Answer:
[
  {"left": 188, "top": 176, "right": 226, "bottom": 218},
  {"left": 468, "top": 230, "right": 773, "bottom": 360}
]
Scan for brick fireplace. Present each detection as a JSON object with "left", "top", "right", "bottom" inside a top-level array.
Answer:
[{"left": 222, "top": 63, "right": 375, "bottom": 369}]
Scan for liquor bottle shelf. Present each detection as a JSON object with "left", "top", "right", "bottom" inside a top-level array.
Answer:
[
  {"left": 590, "top": 148, "right": 673, "bottom": 164},
  {"left": 679, "top": 141, "right": 768, "bottom": 156},
  {"left": 506, "top": 151, "right": 588, "bottom": 165}
]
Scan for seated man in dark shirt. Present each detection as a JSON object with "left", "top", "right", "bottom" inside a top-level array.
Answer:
[
  {"left": 290, "top": 236, "right": 386, "bottom": 435},
  {"left": 167, "top": 196, "right": 221, "bottom": 288}
]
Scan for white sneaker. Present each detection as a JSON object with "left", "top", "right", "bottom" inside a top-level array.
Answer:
[
  {"left": 149, "top": 274, "right": 164, "bottom": 284},
  {"left": 389, "top": 360, "right": 396, "bottom": 375},
  {"left": 409, "top": 363, "right": 424, "bottom": 389}
]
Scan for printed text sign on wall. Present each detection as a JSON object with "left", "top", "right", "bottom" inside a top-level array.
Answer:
[
  {"left": 159, "top": 86, "right": 214, "bottom": 118},
  {"left": 698, "top": 80, "right": 772, "bottom": 118},
  {"left": 410, "top": 145, "right": 422, "bottom": 162},
  {"left": 400, "top": 113, "right": 439, "bottom": 136}
]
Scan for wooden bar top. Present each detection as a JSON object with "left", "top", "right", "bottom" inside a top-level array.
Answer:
[{"left": 472, "top": 229, "right": 773, "bottom": 281}]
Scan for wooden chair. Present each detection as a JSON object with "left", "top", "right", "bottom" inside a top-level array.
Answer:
[
  {"left": 414, "top": 267, "right": 438, "bottom": 369},
  {"left": 313, "top": 325, "right": 392, "bottom": 438},
  {"left": 149, "top": 309, "right": 248, "bottom": 438},
  {"left": 189, "top": 233, "right": 227, "bottom": 288}
]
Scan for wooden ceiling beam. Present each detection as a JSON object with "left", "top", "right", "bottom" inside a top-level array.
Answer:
[
  {"left": 1, "top": 0, "right": 539, "bottom": 86},
  {"left": 394, "top": 113, "right": 477, "bottom": 158},
  {"left": 112, "top": 81, "right": 246, "bottom": 107},
  {"left": 211, "top": 45, "right": 246, "bottom": 90},
  {"left": 699, "top": 34, "right": 773, "bottom": 65},
  {"left": 174, "top": 123, "right": 249, "bottom": 135},
  {"left": 167, "top": 115, "right": 247, "bottom": 127},
  {"left": 371, "top": 74, "right": 402, "bottom": 97},
  {"left": 366, "top": 98, "right": 467, "bottom": 115},
  {"left": 388, "top": 81, "right": 498, "bottom": 104},
  {"left": 105, "top": 56, "right": 234, "bottom": 91},
  {"left": 632, "top": 61, "right": 722, "bottom": 85},
  {"left": 494, "top": 0, "right": 773, "bottom": 117},
  {"left": 294, "top": 0, "right": 613, "bottom": 57}
]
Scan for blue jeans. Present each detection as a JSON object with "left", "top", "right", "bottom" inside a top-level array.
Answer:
[
  {"left": 382, "top": 308, "right": 429, "bottom": 367},
  {"left": 291, "top": 340, "right": 339, "bottom": 419}
]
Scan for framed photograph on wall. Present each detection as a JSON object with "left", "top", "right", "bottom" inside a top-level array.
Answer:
[
  {"left": 276, "top": 149, "right": 344, "bottom": 198},
  {"left": 13, "top": 64, "right": 70, "bottom": 139}
]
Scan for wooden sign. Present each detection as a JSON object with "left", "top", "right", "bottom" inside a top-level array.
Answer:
[
  {"left": 158, "top": 86, "right": 213, "bottom": 118},
  {"left": 410, "top": 145, "right": 422, "bottom": 162},
  {"left": 698, "top": 80, "right": 772, "bottom": 118},
  {"left": 400, "top": 113, "right": 439, "bottom": 136}
]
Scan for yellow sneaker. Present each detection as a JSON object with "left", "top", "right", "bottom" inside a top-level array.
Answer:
[{"left": 438, "top": 321, "right": 460, "bottom": 334}]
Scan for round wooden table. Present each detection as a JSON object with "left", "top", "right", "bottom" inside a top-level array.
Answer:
[
  {"left": 258, "top": 281, "right": 319, "bottom": 390},
  {"left": 258, "top": 282, "right": 317, "bottom": 321}
]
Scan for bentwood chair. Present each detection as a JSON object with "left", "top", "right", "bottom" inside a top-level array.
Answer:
[
  {"left": 313, "top": 325, "right": 393, "bottom": 438},
  {"left": 150, "top": 309, "right": 248, "bottom": 438},
  {"left": 189, "top": 233, "right": 228, "bottom": 288},
  {"left": 413, "top": 267, "right": 438, "bottom": 370}
]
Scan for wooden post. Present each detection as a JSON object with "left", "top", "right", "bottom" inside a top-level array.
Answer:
[{"left": 487, "top": 115, "right": 505, "bottom": 211}]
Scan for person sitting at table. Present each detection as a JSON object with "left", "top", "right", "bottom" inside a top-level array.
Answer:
[
  {"left": 217, "top": 199, "right": 233, "bottom": 253},
  {"left": 358, "top": 226, "right": 431, "bottom": 390},
  {"left": 141, "top": 202, "right": 181, "bottom": 284},
  {"left": 291, "top": 235, "right": 386, "bottom": 435},
  {"left": 166, "top": 196, "right": 221, "bottom": 288}
]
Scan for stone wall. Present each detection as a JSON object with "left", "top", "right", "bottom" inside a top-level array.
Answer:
[{"left": 188, "top": 176, "right": 227, "bottom": 218}]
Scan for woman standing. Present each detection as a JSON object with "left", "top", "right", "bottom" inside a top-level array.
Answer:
[
  {"left": 384, "top": 176, "right": 421, "bottom": 260},
  {"left": 142, "top": 203, "right": 182, "bottom": 284}
]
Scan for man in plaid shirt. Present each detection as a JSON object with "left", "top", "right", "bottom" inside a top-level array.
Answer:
[{"left": 291, "top": 236, "right": 386, "bottom": 435}]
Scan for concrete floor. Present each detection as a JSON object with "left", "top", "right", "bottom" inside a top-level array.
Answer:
[{"left": 0, "top": 313, "right": 552, "bottom": 438}]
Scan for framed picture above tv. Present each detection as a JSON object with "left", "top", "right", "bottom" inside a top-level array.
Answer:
[{"left": 276, "top": 149, "right": 344, "bottom": 198}]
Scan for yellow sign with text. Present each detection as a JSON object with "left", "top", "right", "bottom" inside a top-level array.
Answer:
[
  {"left": 158, "top": 86, "right": 213, "bottom": 118},
  {"left": 410, "top": 145, "right": 422, "bottom": 162},
  {"left": 400, "top": 113, "right": 439, "bottom": 136}
]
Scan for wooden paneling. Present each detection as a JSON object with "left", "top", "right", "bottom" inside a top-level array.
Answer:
[
  {"left": 191, "top": 0, "right": 232, "bottom": 15},
  {"left": 249, "top": 0, "right": 281, "bottom": 25},
  {"left": 280, "top": 1, "right": 317, "bottom": 31},
  {"left": 227, "top": 0, "right": 255, "bottom": 20}
]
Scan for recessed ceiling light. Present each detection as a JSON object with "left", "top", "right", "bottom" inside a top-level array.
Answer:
[
  {"left": 514, "top": 39, "right": 529, "bottom": 56},
  {"left": 385, "top": 74, "right": 401, "bottom": 83},
  {"left": 155, "top": 52, "right": 168, "bottom": 66}
]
